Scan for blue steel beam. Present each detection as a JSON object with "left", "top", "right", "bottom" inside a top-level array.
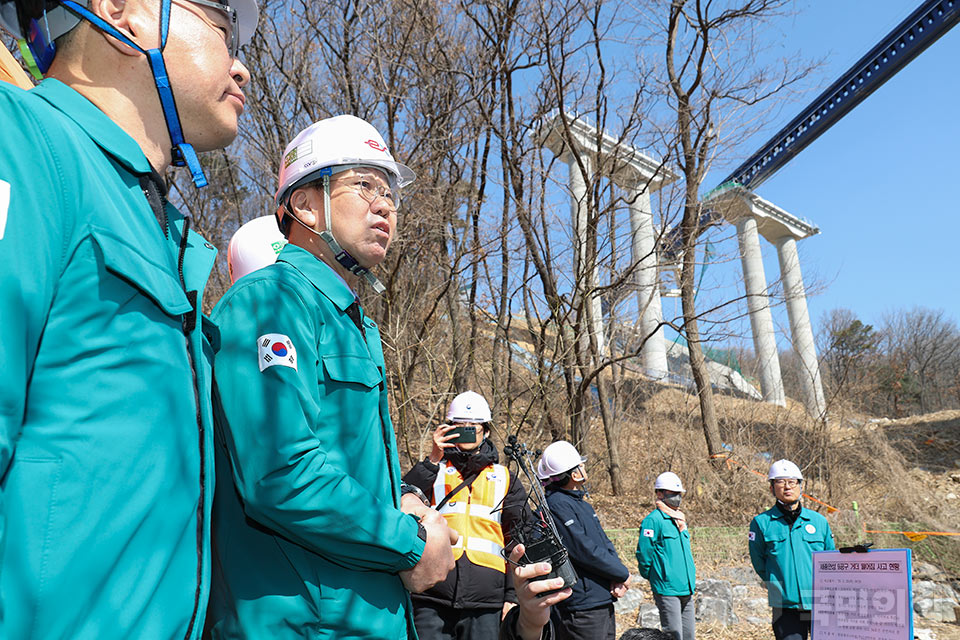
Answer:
[
  {"left": 723, "top": 0, "right": 960, "bottom": 191},
  {"left": 661, "top": 0, "right": 960, "bottom": 261}
]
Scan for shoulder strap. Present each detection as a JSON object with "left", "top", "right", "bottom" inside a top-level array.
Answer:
[{"left": 436, "top": 470, "right": 482, "bottom": 512}]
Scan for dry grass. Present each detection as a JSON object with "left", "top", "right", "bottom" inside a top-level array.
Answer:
[{"left": 572, "top": 388, "right": 960, "bottom": 579}]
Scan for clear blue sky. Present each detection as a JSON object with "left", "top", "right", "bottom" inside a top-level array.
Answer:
[{"left": 699, "top": 1, "right": 960, "bottom": 346}]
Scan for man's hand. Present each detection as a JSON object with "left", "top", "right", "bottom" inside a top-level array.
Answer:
[
  {"left": 429, "top": 424, "right": 458, "bottom": 463},
  {"left": 610, "top": 576, "right": 630, "bottom": 598},
  {"left": 400, "top": 492, "right": 430, "bottom": 518},
  {"left": 399, "top": 510, "right": 457, "bottom": 593},
  {"left": 510, "top": 543, "right": 571, "bottom": 640},
  {"left": 501, "top": 600, "right": 517, "bottom": 621}
]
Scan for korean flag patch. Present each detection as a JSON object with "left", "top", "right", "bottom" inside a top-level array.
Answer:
[
  {"left": 748, "top": 531, "right": 756, "bottom": 541},
  {"left": 642, "top": 528, "right": 654, "bottom": 538},
  {"left": 258, "top": 334, "right": 297, "bottom": 372}
]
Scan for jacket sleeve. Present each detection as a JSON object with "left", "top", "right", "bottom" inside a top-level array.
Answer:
[
  {"left": 403, "top": 459, "right": 440, "bottom": 499},
  {"left": 823, "top": 518, "right": 836, "bottom": 551},
  {"left": 212, "top": 279, "right": 423, "bottom": 573},
  {"left": 748, "top": 517, "right": 766, "bottom": 579},
  {"left": 549, "top": 493, "right": 629, "bottom": 583},
  {"left": 635, "top": 513, "right": 657, "bottom": 580},
  {"left": 0, "top": 89, "right": 70, "bottom": 530},
  {"left": 499, "top": 605, "right": 554, "bottom": 640}
]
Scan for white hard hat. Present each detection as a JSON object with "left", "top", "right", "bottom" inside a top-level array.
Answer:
[
  {"left": 537, "top": 441, "right": 586, "bottom": 480},
  {"left": 768, "top": 459, "right": 803, "bottom": 481},
  {"left": 446, "top": 391, "right": 492, "bottom": 424},
  {"left": 654, "top": 471, "right": 685, "bottom": 493},
  {"left": 226, "top": 0, "right": 259, "bottom": 51},
  {"left": 227, "top": 215, "right": 287, "bottom": 284},
  {"left": 275, "top": 114, "right": 415, "bottom": 208}
]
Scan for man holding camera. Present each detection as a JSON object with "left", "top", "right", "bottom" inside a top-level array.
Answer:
[{"left": 403, "top": 391, "right": 529, "bottom": 639}]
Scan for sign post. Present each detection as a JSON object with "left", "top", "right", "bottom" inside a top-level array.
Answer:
[{"left": 812, "top": 548, "right": 912, "bottom": 639}]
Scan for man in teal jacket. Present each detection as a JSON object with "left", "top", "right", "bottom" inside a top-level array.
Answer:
[
  {"left": 207, "top": 115, "right": 455, "bottom": 639},
  {"left": 0, "top": 0, "right": 256, "bottom": 637},
  {"left": 636, "top": 472, "right": 696, "bottom": 640},
  {"left": 749, "top": 460, "right": 834, "bottom": 640}
]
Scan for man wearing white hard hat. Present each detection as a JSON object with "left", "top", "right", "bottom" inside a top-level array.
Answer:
[
  {"left": 0, "top": 0, "right": 257, "bottom": 636},
  {"left": 226, "top": 215, "right": 287, "bottom": 284},
  {"left": 635, "top": 472, "right": 696, "bottom": 640},
  {"left": 538, "top": 441, "right": 630, "bottom": 640},
  {"left": 402, "top": 391, "right": 530, "bottom": 639},
  {"left": 749, "top": 460, "right": 835, "bottom": 640},
  {"left": 207, "top": 115, "right": 456, "bottom": 639}
]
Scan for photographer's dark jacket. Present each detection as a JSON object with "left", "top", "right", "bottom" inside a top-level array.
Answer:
[
  {"left": 499, "top": 607, "right": 554, "bottom": 640},
  {"left": 545, "top": 486, "right": 629, "bottom": 611},
  {"left": 404, "top": 440, "right": 529, "bottom": 609}
]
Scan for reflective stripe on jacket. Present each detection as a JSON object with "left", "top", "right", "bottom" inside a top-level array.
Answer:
[{"left": 434, "top": 461, "right": 509, "bottom": 572}]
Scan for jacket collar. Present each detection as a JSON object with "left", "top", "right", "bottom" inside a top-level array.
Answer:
[
  {"left": 770, "top": 503, "right": 809, "bottom": 520},
  {"left": 549, "top": 486, "right": 586, "bottom": 500},
  {"left": 277, "top": 243, "right": 356, "bottom": 311},
  {"left": 31, "top": 79, "right": 154, "bottom": 176}
]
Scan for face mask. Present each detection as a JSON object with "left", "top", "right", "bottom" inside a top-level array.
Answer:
[{"left": 662, "top": 494, "right": 682, "bottom": 509}]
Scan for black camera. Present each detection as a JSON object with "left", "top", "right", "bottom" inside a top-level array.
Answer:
[{"left": 503, "top": 435, "right": 578, "bottom": 594}]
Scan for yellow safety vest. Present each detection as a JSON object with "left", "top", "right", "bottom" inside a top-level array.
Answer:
[{"left": 432, "top": 461, "right": 510, "bottom": 572}]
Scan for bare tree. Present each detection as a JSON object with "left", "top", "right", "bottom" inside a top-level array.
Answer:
[
  {"left": 881, "top": 307, "right": 960, "bottom": 414},
  {"left": 646, "top": 0, "right": 813, "bottom": 461},
  {"left": 817, "top": 307, "right": 879, "bottom": 410}
]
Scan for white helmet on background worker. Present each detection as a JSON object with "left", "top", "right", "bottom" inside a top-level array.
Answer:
[
  {"left": 654, "top": 471, "right": 685, "bottom": 493},
  {"left": 273, "top": 114, "right": 415, "bottom": 293},
  {"left": 227, "top": 216, "right": 287, "bottom": 284},
  {"left": 537, "top": 441, "right": 586, "bottom": 480},
  {"left": 446, "top": 391, "right": 492, "bottom": 424},
  {"left": 768, "top": 459, "right": 803, "bottom": 481}
]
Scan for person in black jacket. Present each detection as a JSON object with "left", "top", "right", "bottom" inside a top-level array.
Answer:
[
  {"left": 404, "top": 391, "right": 529, "bottom": 639},
  {"left": 537, "top": 441, "right": 631, "bottom": 640}
]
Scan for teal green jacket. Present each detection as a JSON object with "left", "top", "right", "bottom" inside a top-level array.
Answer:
[
  {"left": 0, "top": 80, "right": 218, "bottom": 639},
  {"left": 635, "top": 509, "right": 696, "bottom": 596},
  {"left": 749, "top": 505, "right": 835, "bottom": 610},
  {"left": 207, "top": 244, "right": 425, "bottom": 639}
]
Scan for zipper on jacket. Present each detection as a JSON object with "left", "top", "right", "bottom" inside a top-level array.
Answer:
[
  {"left": 175, "top": 216, "right": 206, "bottom": 640},
  {"left": 140, "top": 178, "right": 205, "bottom": 639}
]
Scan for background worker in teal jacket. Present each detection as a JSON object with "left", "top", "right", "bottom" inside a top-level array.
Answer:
[
  {"left": 0, "top": 0, "right": 256, "bottom": 637},
  {"left": 636, "top": 472, "right": 696, "bottom": 640},
  {"left": 749, "top": 460, "right": 835, "bottom": 640},
  {"left": 207, "top": 115, "right": 455, "bottom": 639}
]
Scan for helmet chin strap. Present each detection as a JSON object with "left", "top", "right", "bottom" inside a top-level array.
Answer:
[
  {"left": 55, "top": 0, "right": 208, "bottom": 188},
  {"left": 287, "top": 170, "right": 386, "bottom": 294}
]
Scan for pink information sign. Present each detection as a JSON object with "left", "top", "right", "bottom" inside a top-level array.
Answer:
[{"left": 812, "top": 548, "right": 912, "bottom": 640}]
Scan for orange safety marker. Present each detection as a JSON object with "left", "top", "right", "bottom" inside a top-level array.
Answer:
[
  {"left": 863, "top": 529, "right": 960, "bottom": 539},
  {"left": 714, "top": 455, "right": 959, "bottom": 538},
  {"left": 723, "top": 455, "right": 839, "bottom": 513}
]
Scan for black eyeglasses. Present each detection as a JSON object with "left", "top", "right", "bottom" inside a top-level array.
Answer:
[{"left": 772, "top": 479, "right": 801, "bottom": 488}]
